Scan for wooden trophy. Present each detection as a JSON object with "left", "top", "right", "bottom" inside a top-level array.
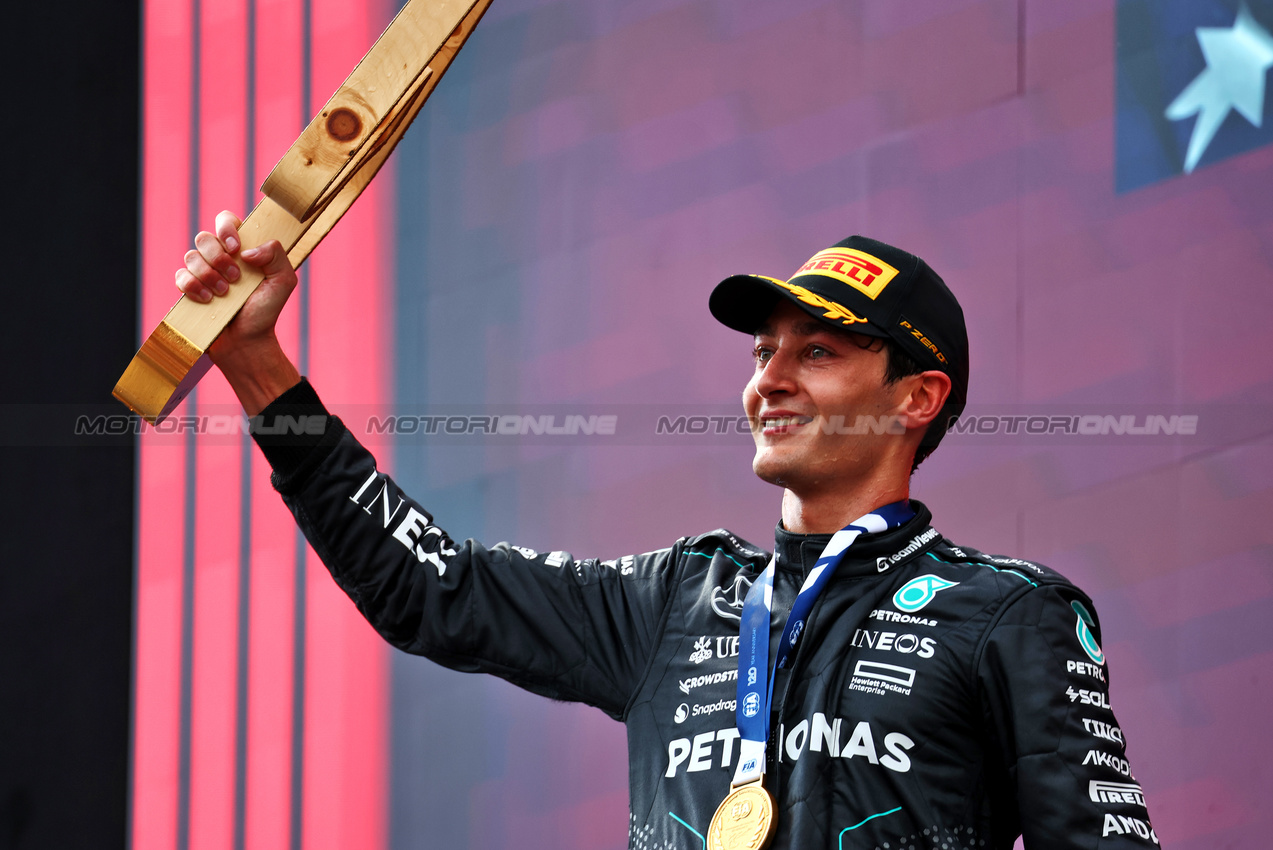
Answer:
[{"left": 114, "top": 0, "right": 493, "bottom": 423}]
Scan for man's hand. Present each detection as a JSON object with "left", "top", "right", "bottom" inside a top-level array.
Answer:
[{"left": 176, "top": 210, "right": 302, "bottom": 415}]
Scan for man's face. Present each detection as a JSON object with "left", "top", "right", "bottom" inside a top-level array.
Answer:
[{"left": 743, "top": 300, "right": 912, "bottom": 495}]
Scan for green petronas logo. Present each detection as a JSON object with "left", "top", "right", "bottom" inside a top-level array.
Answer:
[
  {"left": 893, "top": 575, "right": 959, "bottom": 612},
  {"left": 1072, "top": 600, "right": 1105, "bottom": 665}
]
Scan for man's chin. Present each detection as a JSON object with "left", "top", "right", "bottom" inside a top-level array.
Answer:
[{"left": 752, "top": 453, "right": 796, "bottom": 489}]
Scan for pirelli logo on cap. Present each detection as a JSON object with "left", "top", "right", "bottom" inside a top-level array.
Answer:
[{"left": 793, "top": 248, "right": 899, "bottom": 300}]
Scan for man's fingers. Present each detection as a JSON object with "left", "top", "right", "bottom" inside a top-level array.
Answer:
[
  {"left": 175, "top": 216, "right": 295, "bottom": 308},
  {"left": 174, "top": 212, "right": 264, "bottom": 305},
  {"left": 176, "top": 268, "right": 214, "bottom": 303},
  {"left": 215, "top": 210, "right": 244, "bottom": 253},
  {"left": 183, "top": 248, "right": 228, "bottom": 294},
  {"left": 194, "top": 230, "right": 240, "bottom": 282}
]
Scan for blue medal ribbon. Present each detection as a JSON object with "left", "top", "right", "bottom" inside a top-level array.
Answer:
[{"left": 732, "top": 501, "right": 915, "bottom": 785}]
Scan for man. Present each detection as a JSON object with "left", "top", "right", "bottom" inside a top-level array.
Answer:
[{"left": 178, "top": 214, "right": 1157, "bottom": 848}]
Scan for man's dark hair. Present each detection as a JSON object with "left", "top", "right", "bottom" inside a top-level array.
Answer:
[
  {"left": 840, "top": 329, "right": 954, "bottom": 472},
  {"left": 882, "top": 339, "right": 924, "bottom": 387},
  {"left": 880, "top": 340, "right": 945, "bottom": 472}
]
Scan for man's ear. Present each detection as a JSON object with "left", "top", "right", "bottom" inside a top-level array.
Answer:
[{"left": 900, "top": 370, "right": 952, "bottom": 430}]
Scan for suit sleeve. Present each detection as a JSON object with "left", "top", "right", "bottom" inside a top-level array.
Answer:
[
  {"left": 976, "top": 584, "right": 1158, "bottom": 849},
  {"left": 254, "top": 382, "right": 678, "bottom": 721}
]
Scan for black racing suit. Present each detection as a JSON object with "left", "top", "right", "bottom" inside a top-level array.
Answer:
[{"left": 255, "top": 381, "right": 1157, "bottom": 849}]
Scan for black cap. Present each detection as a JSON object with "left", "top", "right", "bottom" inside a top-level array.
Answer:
[{"left": 710, "top": 236, "right": 969, "bottom": 444}]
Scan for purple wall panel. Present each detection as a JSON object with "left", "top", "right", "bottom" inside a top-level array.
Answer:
[{"left": 375, "top": 1, "right": 1273, "bottom": 847}]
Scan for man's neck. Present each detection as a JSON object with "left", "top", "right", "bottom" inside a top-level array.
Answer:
[{"left": 780, "top": 482, "right": 910, "bottom": 535}]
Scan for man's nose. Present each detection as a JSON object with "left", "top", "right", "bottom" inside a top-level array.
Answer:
[{"left": 753, "top": 349, "right": 799, "bottom": 397}]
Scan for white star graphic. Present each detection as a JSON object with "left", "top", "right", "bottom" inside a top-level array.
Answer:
[{"left": 1165, "top": 3, "right": 1273, "bottom": 173}]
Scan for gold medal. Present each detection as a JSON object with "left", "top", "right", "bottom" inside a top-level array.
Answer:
[{"left": 707, "top": 780, "right": 776, "bottom": 850}]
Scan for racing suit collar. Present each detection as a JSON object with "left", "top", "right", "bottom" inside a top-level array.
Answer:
[{"left": 773, "top": 499, "right": 936, "bottom": 579}]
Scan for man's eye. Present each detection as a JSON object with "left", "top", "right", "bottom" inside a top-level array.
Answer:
[
  {"left": 807, "top": 345, "right": 830, "bottom": 359},
  {"left": 754, "top": 347, "right": 774, "bottom": 364}
]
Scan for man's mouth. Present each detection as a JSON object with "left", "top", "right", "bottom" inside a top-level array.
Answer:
[{"left": 760, "top": 414, "right": 814, "bottom": 431}]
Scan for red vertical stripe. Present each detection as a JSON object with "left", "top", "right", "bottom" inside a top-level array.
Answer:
[
  {"left": 244, "top": 481, "right": 299, "bottom": 850},
  {"left": 302, "top": 1, "right": 392, "bottom": 848},
  {"left": 135, "top": 1, "right": 193, "bottom": 848},
  {"left": 137, "top": 1, "right": 394, "bottom": 847},
  {"left": 188, "top": 1, "right": 250, "bottom": 848},
  {"left": 244, "top": 3, "right": 304, "bottom": 849}
]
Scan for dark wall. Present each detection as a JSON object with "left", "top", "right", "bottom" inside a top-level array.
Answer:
[{"left": 0, "top": 2, "right": 139, "bottom": 848}]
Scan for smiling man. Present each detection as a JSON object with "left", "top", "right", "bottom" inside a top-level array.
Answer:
[{"left": 179, "top": 222, "right": 1156, "bottom": 849}]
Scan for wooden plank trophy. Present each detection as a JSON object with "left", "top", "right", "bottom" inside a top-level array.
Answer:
[{"left": 114, "top": 0, "right": 493, "bottom": 423}]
